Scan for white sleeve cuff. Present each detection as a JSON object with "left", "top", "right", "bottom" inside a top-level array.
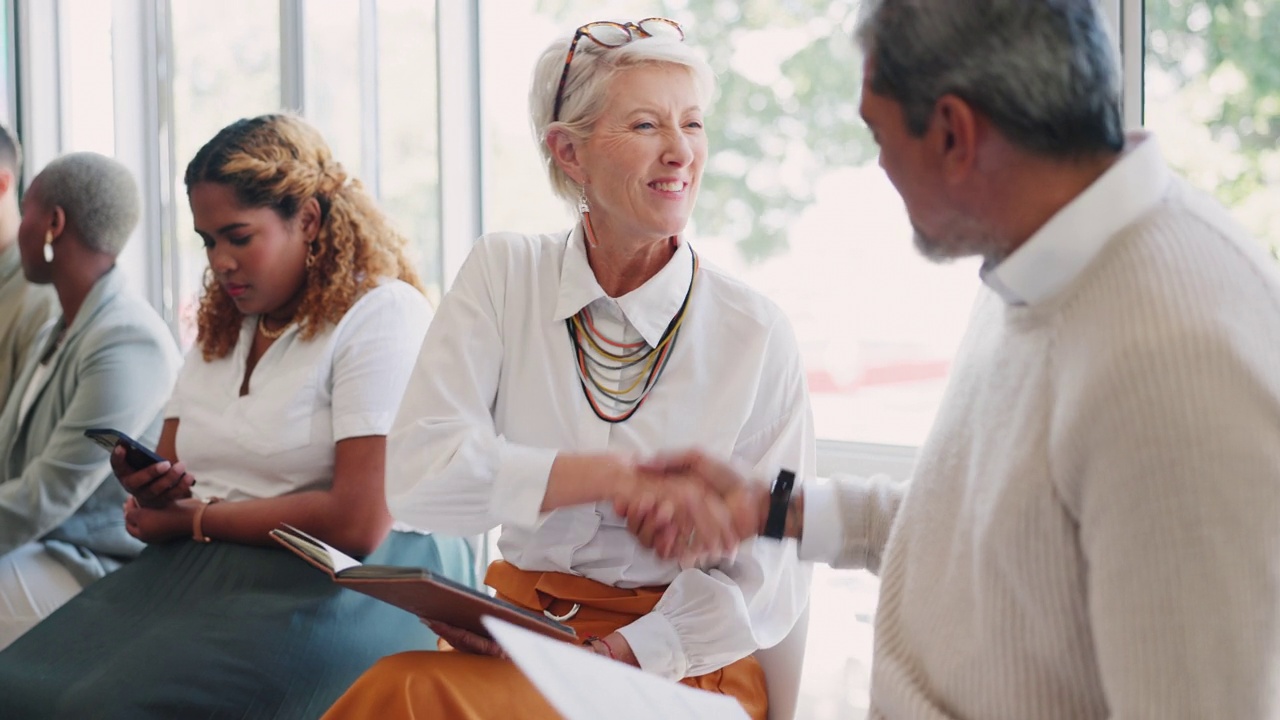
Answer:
[
  {"left": 798, "top": 478, "right": 843, "bottom": 563},
  {"left": 616, "top": 610, "right": 686, "bottom": 680},
  {"left": 332, "top": 410, "right": 397, "bottom": 441},
  {"left": 491, "top": 443, "right": 558, "bottom": 528}
]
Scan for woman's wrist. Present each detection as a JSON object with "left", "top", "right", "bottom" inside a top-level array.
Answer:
[
  {"left": 156, "top": 498, "right": 201, "bottom": 542},
  {"left": 191, "top": 496, "right": 223, "bottom": 542},
  {"left": 546, "top": 453, "right": 640, "bottom": 512},
  {"left": 607, "top": 455, "right": 643, "bottom": 505},
  {"left": 587, "top": 632, "right": 638, "bottom": 667}
]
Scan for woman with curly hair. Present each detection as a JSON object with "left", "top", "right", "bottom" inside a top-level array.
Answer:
[{"left": 0, "top": 114, "right": 475, "bottom": 720}]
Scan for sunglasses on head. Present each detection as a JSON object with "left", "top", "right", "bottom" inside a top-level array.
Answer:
[{"left": 551, "top": 17, "right": 685, "bottom": 123}]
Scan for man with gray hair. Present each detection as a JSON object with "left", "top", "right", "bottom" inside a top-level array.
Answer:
[
  {"left": 630, "top": 0, "right": 1280, "bottom": 717},
  {"left": 0, "top": 125, "right": 56, "bottom": 405}
]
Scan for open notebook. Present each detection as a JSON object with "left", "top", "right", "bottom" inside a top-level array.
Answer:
[{"left": 269, "top": 524, "right": 577, "bottom": 643}]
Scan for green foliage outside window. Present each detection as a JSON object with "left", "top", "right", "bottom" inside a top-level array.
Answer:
[
  {"left": 539, "top": 0, "right": 1278, "bottom": 260},
  {"left": 539, "top": 0, "right": 873, "bottom": 262},
  {"left": 1147, "top": 0, "right": 1280, "bottom": 256}
]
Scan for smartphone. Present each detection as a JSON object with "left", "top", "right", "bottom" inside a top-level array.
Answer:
[{"left": 84, "top": 427, "right": 166, "bottom": 471}]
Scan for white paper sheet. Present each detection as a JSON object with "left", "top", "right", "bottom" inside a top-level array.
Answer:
[{"left": 483, "top": 616, "right": 751, "bottom": 720}]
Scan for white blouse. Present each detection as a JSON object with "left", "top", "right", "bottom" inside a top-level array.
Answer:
[
  {"left": 386, "top": 226, "right": 814, "bottom": 680},
  {"left": 168, "top": 280, "right": 431, "bottom": 503}
]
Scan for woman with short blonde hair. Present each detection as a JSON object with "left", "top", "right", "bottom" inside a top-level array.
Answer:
[{"left": 325, "top": 20, "right": 812, "bottom": 720}]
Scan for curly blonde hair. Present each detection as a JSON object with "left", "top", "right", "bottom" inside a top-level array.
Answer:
[{"left": 185, "top": 114, "right": 424, "bottom": 360}]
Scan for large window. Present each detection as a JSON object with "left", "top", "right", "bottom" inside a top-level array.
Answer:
[
  {"left": 1145, "top": 0, "right": 1280, "bottom": 255},
  {"left": 374, "top": 0, "right": 442, "bottom": 300},
  {"left": 58, "top": 0, "right": 115, "bottom": 156},
  {"left": 14, "top": 1, "right": 1273, "bottom": 717},
  {"left": 305, "top": 0, "right": 365, "bottom": 179},
  {"left": 0, "top": 1, "right": 12, "bottom": 125},
  {"left": 304, "top": 0, "right": 442, "bottom": 300},
  {"left": 482, "top": 1, "right": 978, "bottom": 453},
  {"left": 169, "top": 1, "right": 281, "bottom": 346},
  {"left": 479, "top": 2, "right": 1277, "bottom": 717}
]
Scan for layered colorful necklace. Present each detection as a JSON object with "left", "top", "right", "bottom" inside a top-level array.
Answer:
[{"left": 564, "top": 237, "right": 698, "bottom": 424}]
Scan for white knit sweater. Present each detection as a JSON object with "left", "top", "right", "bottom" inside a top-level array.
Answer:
[{"left": 821, "top": 152, "right": 1280, "bottom": 718}]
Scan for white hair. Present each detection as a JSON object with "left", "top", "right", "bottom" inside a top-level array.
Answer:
[
  {"left": 35, "top": 152, "right": 140, "bottom": 256},
  {"left": 529, "top": 28, "right": 716, "bottom": 208}
]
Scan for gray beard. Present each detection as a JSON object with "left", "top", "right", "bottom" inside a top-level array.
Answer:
[
  {"left": 912, "top": 219, "right": 1008, "bottom": 265},
  {"left": 912, "top": 226, "right": 956, "bottom": 263}
]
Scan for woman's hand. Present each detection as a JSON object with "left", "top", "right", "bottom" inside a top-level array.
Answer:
[
  {"left": 582, "top": 632, "right": 639, "bottom": 667},
  {"left": 424, "top": 619, "right": 640, "bottom": 669},
  {"left": 423, "top": 620, "right": 509, "bottom": 658},
  {"left": 112, "top": 445, "right": 195, "bottom": 508},
  {"left": 122, "top": 496, "right": 198, "bottom": 544}
]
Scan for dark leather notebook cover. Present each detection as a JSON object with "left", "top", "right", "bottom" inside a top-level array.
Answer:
[{"left": 270, "top": 526, "right": 577, "bottom": 644}]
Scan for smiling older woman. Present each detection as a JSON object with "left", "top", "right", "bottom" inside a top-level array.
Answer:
[{"left": 321, "top": 18, "right": 813, "bottom": 720}]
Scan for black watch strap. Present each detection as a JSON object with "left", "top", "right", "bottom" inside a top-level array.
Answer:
[{"left": 763, "top": 469, "right": 796, "bottom": 540}]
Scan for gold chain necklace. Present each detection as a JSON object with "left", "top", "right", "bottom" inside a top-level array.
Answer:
[{"left": 257, "top": 314, "right": 293, "bottom": 340}]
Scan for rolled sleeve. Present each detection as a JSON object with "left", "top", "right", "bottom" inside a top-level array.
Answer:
[
  {"left": 386, "top": 239, "right": 561, "bottom": 536},
  {"left": 492, "top": 443, "right": 558, "bottom": 528}
]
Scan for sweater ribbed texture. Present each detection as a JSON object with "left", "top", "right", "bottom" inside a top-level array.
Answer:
[{"left": 835, "top": 178, "right": 1280, "bottom": 719}]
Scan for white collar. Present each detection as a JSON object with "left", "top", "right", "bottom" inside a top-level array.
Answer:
[
  {"left": 981, "top": 131, "right": 1171, "bottom": 306},
  {"left": 552, "top": 223, "right": 696, "bottom": 348}
]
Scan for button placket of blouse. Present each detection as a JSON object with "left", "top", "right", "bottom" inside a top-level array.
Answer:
[
  {"left": 578, "top": 300, "right": 629, "bottom": 546},
  {"left": 578, "top": 299, "right": 634, "bottom": 445}
]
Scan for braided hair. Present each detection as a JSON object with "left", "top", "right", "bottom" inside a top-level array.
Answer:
[{"left": 185, "top": 113, "right": 424, "bottom": 360}]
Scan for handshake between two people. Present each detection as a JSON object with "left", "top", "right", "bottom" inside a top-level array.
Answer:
[
  {"left": 431, "top": 448, "right": 798, "bottom": 664},
  {"left": 615, "top": 449, "right": 793, "bottom": 567}
]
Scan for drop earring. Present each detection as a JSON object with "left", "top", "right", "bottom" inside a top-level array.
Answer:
[
  {"left": 578, "top": 185, "right": 598, "bottom": 248},
  {"left": 43, "top": 231, "right": 54, "bottom": 263}
]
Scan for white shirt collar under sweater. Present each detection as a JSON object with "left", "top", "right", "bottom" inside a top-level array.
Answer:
[
  {"left": 553, "top": 222, "right": 695, "bottom": 348},
  {"left": 981, "top": 131, "right": 1172, "bottom": 306}
]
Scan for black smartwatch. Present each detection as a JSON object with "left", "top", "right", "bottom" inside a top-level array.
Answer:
[{"left": 763, "top": 469, "right": 796, "bottom": 540}]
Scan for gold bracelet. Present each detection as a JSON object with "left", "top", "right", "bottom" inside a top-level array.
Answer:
[{"left": 192, "top": 497, "right": 223, "bottom": 543}]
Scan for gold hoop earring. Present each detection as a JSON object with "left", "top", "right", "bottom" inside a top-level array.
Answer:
[
  {"left": 43, "top": 230, "right": 54, "bottom": 263},
  {"left": 305, "top": 243, "right": 318, "bottom": 269}
]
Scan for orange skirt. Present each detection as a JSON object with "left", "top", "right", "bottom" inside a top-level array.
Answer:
[{"left": 321, "top": 560, "right": 767, "bottom": 720}]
